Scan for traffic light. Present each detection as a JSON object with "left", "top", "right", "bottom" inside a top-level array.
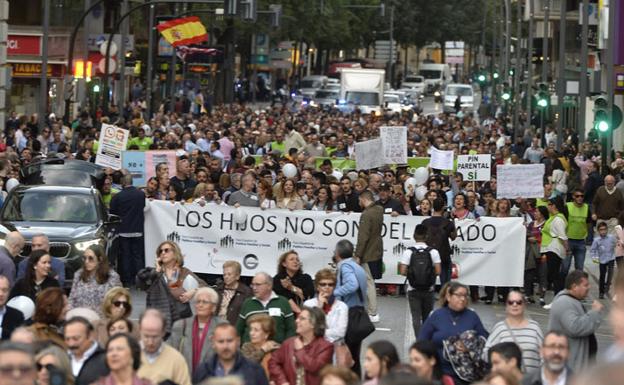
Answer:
[
  {"left": 501, "top": 83, "right": 511, "bottom": 101},
  {"left": 477, "top": 73, "right": 486, "bottom": 83},
  {"left": 492, "top": 71, "right": 499, "bottom": 80},
  {"left": 509, "top": 68, "right": 514, "bottom": 76},
  {"left": 379, "top": 3, "right": 385, "bottom": 17},
  {"left": 593, "top": 95, "right": 610, "bottom": 132},
  {"left": 269, "top": 4, "right": 281, "bottom": 28},
  {"left": 241, "top": 0, "right": 257, "bottom": 21},
  {"left": 535, "top": 83, "right": 549, "bottom": 108},
  {"left": 93, "top": 84, "right": 101, "bottom": 93}
]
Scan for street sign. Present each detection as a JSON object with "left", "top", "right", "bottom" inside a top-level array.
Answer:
[{"left": 374, "top": 40, "right": 397, "bottom": 62}]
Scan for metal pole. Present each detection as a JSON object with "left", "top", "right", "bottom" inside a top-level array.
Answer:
[
  {"left": 0, "top": 0, "right": 8, "bottom": 134},
  {"left": 499, "top": 1, "right": 505, "bottom": 78},
  {"left": 541, "top": 0, "right": 550, "bottom": 82},
  {"left": 492, "top": 2, "right": 497, "bottom": 102},
  {"left": 527, "top": 0, "right": 534, "bottom": 126},
  {"left": 579, "top": 0, "right": 589, "bottom": 143},
  {"left": 389, "top": 5, "right": 394, "bottom": 85},
  {"left": 40, "top": 0, "right": 50, "bottom": 133},
  {"left": 512, "top": 0, "right": 521, "bottom": 137},
  {"left": 606, "top": 0, "right": 616, "bottom": 167},
  {"left": 146, "top": 3, "right": 155, "bottom": 120},
  {"left": 556, "top": 0, "right": 566, "bottom": 151},
  {"left": 504, "top": 0, "right": 511, "bottom": 81},
  {"left": 169, "top": 4, "right": 178, "bottom": 113},
  {"left": 117, "top": 0, "right": 128, "bottom": 112}
]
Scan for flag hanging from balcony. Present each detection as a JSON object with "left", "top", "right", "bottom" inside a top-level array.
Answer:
[{"left": 157, "top": 16, "right": 208, "bottom": 47}]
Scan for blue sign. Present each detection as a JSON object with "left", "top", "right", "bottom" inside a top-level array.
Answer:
[{"left": 122, "top": 151, "right": 147, "bottom": 186}]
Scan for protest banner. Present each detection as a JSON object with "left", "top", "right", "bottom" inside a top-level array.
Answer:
[
  {"left": 457, "top": 154, "right": 492, "bottom": 181},
  {"left": 145, "top": 201, "right": 526, "bottom": 286},
  {"left": 497, "top": 164, "right": 545, "bottom": 199},
  {"left": 355, "top": 138, "right": 384, "bottom": 170},
  {"left": 122, "top": 150, "right": 177, "bottom": 186},
  {"left": 95, "top": 124, "right": 129, "bottom": 169},
  {"left": 429, "top": 147, "right": 455, "bottom": 170},
  {"left": 380, "top": 126, "right": 407, "bottom": 164},
  {"left": 314, "top": 158, "right": 357, "bottom": 171}
]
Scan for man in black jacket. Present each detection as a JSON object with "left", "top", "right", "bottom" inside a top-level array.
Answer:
[
  {"left": 193, "top": 324, "right": 268, "bottom": 385},
  {"left": 64, "top": 316, "right": 109, "bottom": 385},
  {"left": 0, "top": 275, "right": 24, "bottom": 340},
  {"left": 337, "top": 176, "right": 361, "bottom": 212},
  {"left": 110, "top": 173, "right": 146, "bottom": 287},
  {"left": 376, "top": 182, "right": 406, "bottom": 216}
]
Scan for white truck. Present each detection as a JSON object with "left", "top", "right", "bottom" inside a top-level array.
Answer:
[
  {"left": 418, "top": 63, "right": 451, "bottom": 94},
  {"left": 338, "top": 68, "right": 385, "bottom": 115}
]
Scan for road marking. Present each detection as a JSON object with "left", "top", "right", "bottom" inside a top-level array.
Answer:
[
  {"left": 404, "top": 296, "right": 414, "bottom": 359},
  {"left": 375, "top": 327, "right": 392, "bottom": 331}
]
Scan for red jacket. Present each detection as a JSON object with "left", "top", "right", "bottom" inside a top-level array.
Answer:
[{"left": 268, "top": 336, "right": 334, "bottom": 385}]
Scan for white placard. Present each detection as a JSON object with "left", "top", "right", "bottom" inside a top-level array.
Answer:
[
  {"left": 496, "top": 164, "right": 545, "bottom": 199},
  {"left": 145, "top": 202, "right": 526, "bottom": 286},
  {"left": 95, "top": 124, "right": 129, "bottom": 170},
  {"left": 380, "top": 126, "right": 407, "bottom": 164},
  {"left": 457, "top": 154, "right": 492, "bottom": 182},
  {"left": 429, "top": 146, "right": 455, "bottom": 170},
  {"left": 355, "top": 138, "right": 384, "bottom": 170}
]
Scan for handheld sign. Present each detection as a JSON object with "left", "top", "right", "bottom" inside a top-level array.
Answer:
[{"left": 457, "top": 154, "right": 491, "bottom": 181}]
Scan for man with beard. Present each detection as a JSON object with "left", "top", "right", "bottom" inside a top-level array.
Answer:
[{"left": 522, "top": 331, "right": 572, "bottom": 385}]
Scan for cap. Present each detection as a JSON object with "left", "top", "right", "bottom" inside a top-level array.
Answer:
[{"left": 379, "top": 182, "right": 391, "bottom": 191}]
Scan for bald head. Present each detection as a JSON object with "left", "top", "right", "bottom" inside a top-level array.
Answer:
[
  {"left": 605, "top": 175, "right": 616, "bottom": 189},
  {"left": 4, "top": 232, "right": 24, "bottom": 257}
]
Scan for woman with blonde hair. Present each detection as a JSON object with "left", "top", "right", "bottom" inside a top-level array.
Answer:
[
  {"left": 136, "top": 241, "right": 206, "bottom": 333},
  {"left": 96, "top": 287, "right": 138, "bottom": 344},
  {"left": 276, "top": 178, "right": 304, "bottom": 210},
  {"left": 35, "top": 345, "right": 74, "bottom": 385}
]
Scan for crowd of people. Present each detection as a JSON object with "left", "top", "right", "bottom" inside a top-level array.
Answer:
[{"left": 0, "top": 101, "right": 623, "bottom": 385}]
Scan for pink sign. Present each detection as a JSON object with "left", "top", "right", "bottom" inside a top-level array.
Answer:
[{"left": 145, "top": 150, "right": 178, "bottom": 181}]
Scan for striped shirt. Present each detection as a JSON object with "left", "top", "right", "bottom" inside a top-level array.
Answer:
[{"left": 484, "top": 319, "right": 544, "bottom": 374}]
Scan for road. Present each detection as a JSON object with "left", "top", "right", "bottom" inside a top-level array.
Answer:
[{"left": 128, "top": 255, "right": 614, "bottom": 362}]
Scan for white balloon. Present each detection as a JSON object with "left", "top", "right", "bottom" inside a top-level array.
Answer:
[
  {"left": 6, "top": 178, "right": 19, "bottom": 193},
  {"left": 404, "top": 177, "right": 417, "bottom": 193},
  {"left": 413, "top": 167, "right": 429, "bottom": 186},
  {"left": 282, "top": 163, "right": 298, "bottom": 178},
  {"left": 415, "top": 185, "right": 428, "bottom": 201},
  {"left": 183, "top": 275, "right": 200, "bottom": 291},
  {"left": 7, "top": 296, "right": 35, "bottom": 319},
  {"left": 233, "top": 207, "right": 247, "bottom": 225}
]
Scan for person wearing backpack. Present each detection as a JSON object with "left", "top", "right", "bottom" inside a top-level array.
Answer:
[
  {"left": 400, "top": 224, "right": 442, "bottom": 337},
  {"left": 422, "top": 197, "right": 457, "bottom": 286}
]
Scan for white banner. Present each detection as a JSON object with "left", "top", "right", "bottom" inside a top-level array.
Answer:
[
  {"left": 497, "top": 164, "right": 545, "bottom": 199},
  {"left": 429, "top": 147, "right": 455, "bottom": 170},
  {"left": 144, "top": 202, "right": 526, "bottom": 286},
  {"left": 380, "top": 126, "right": 407, "bottom": 164},
  {"left": 96, "top": 124, "right": 129, "bottom": 170},
  {"left": 355, "top": 138, "right": 384, "bottom": 170},
  {"left": 457, "top": 154, "right": 492, "bottom": 182}
]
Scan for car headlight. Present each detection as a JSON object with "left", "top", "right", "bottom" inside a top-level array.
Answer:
[{"left": 75, "top": 239, "right": 101, "bottom": 251}]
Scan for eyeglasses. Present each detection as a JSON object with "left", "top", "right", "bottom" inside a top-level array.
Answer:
[
  {"left": 318, "top": 282, "right": 335, "bottom": 288},
  {"left": 113, "top": 301, "right": 129, "bottom": 308},
  {"left": 507, "top": 300, "right": 524, "bottom": 306},
  {"left": 159, "top": 248, "right": 172, "bottom": 254},
  {"left": 0, "top": 365, "right": 35, "bottom": 376},
  {"left": 451, "top": 293, "right": 469, "bottom": 299}
]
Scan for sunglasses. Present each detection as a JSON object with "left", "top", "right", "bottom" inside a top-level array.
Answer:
[
  {"left": 159, "top": 247, "right": 172, "bottom": 254},
  {"left": 36, "top": 363, "right": 54, "bottom": 372},
  {"left": 113, "top": 301, "right": 130, "bottom": 308},
  {"left": 507, "top": 300, "right": 524, "bottom": 306},
  {"left": 574, "top": 194, "right": 584, "bottom": 198},
  {"left": 318, "top": 282, "right": 335, "bottom": 287}
]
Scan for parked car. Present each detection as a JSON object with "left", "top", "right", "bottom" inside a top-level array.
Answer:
[{"left": 401, "top": 75, "right": 426, "bottom": 94}]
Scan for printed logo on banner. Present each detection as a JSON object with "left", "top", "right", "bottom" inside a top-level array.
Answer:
[
  {"left": 243, "top": 254, "right": 259, "bottom": 270},
  {"left": 392, "top": 242, "right": 408, "bottom": 256},
  {"left": 277, "top": 238, "right": 292, "bottom": 251},
  {"left": 167, "top": 231, "right": 181, "bottom": 243},
  {"left": 220, "top": 235, "right": 234, "bottom": 248},
  {"left": 451, "top": 244, "right": 461, "bottom": 256}
]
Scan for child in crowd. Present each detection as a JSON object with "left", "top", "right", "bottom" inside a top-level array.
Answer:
[{"left": 591, "top": 222, "right": 617, "bottom": 298}]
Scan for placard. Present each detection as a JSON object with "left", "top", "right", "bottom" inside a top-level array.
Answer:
[
  {"left": 122, "top": 150, "right": 177, "bottom": 186},
  {"left": 355, "top": 138, "right": 384, "bottom": 170},
  {"left": 429, "top": 146, "right": 455, "bottom": 170},
  {"left": 95, "top": 124, "right": 129, "bottom": 170},
  {"left": 457, "top": 154, "right": 492, "bottom": 182},
  {"left": 380, "top": 126, "right": 407, "bottom": 164},
  {"left": 497, "top": 164, "right": 545, "bottom": 199}
]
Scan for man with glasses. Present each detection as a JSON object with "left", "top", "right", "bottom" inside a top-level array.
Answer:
[
  {"left": 137, "top": 309, "right": 191, "bottom": 385},
  {"left": 0, "top": 341, "right": 36, "bottom": 385},
  {"left": 522, "top": 331, "right": 572, "bottom": 385},
  {"left": 564, "top": 189, "right": 592, "bottom": 274},
  {"left": 236, "top": 272, "right": 295, "bottom": 344},
  {"left": 0, "top": 232, "right": 24, "bottom": 288},
  {"left": 592, "top": 174, "right": 624, "bottom": 235},
  {"left": 64, "top": 316, "right": 108, "bottom": 385},
  {"left": 548, "top": 270, "right": 604, "bottom": 370}
]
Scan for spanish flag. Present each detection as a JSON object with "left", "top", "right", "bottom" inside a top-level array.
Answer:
[{"left": 157, "top": 16, "right": 208, "bottom": 47}]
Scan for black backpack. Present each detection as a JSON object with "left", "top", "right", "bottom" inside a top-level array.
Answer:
[{"left": 407, "top": 246, "right": 435, "bottom": 290}]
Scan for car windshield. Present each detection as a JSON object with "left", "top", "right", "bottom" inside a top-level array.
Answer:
[
  {"left": 384, "top": 95, "right": 400, "bottom": 103},
  {"left": 446, "top": 87, "right": 473, "bottom": 96},
  {"left": 2, "top": 190, "right": 98, "bottom": 223},
  {"left": 419, "top": 70, "right": 442, "bottom": 79},
  {"left": 301, "top": 80, "right": 322, "bottom": 88},
  {"left": 345, "top": 91, "right": 380, "bottom": 105},
  {"left": 315, "top": 90, "right": 339, "bottom": 98},
  {"left": 404, "top": 76, "right": 424, "bottom": 83}
]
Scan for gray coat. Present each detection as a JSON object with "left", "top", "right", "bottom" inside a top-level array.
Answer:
[
  {"left": 169, "top": 315, "right": 227, "bottom": 374},
  {"left": 547, "top": 290, "right": 602, "bottom": 370}
]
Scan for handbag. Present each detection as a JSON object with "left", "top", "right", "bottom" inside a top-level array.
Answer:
[
  {"left": 341, "top": 267, "right": 375, "bottom": 345},
  {"left": 334, "top": 341, "right": 354, "bottom": 368},
  {"left": 442, "top": 330, "right": 488, "bottom": 382}
]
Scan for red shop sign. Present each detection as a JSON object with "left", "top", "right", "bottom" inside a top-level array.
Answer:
[
  {"left": 10, "top": 63, "right": 65, "bottom": 78},
  {"left": 8, "top": 35, "right": 41, "bottom": 56}
]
